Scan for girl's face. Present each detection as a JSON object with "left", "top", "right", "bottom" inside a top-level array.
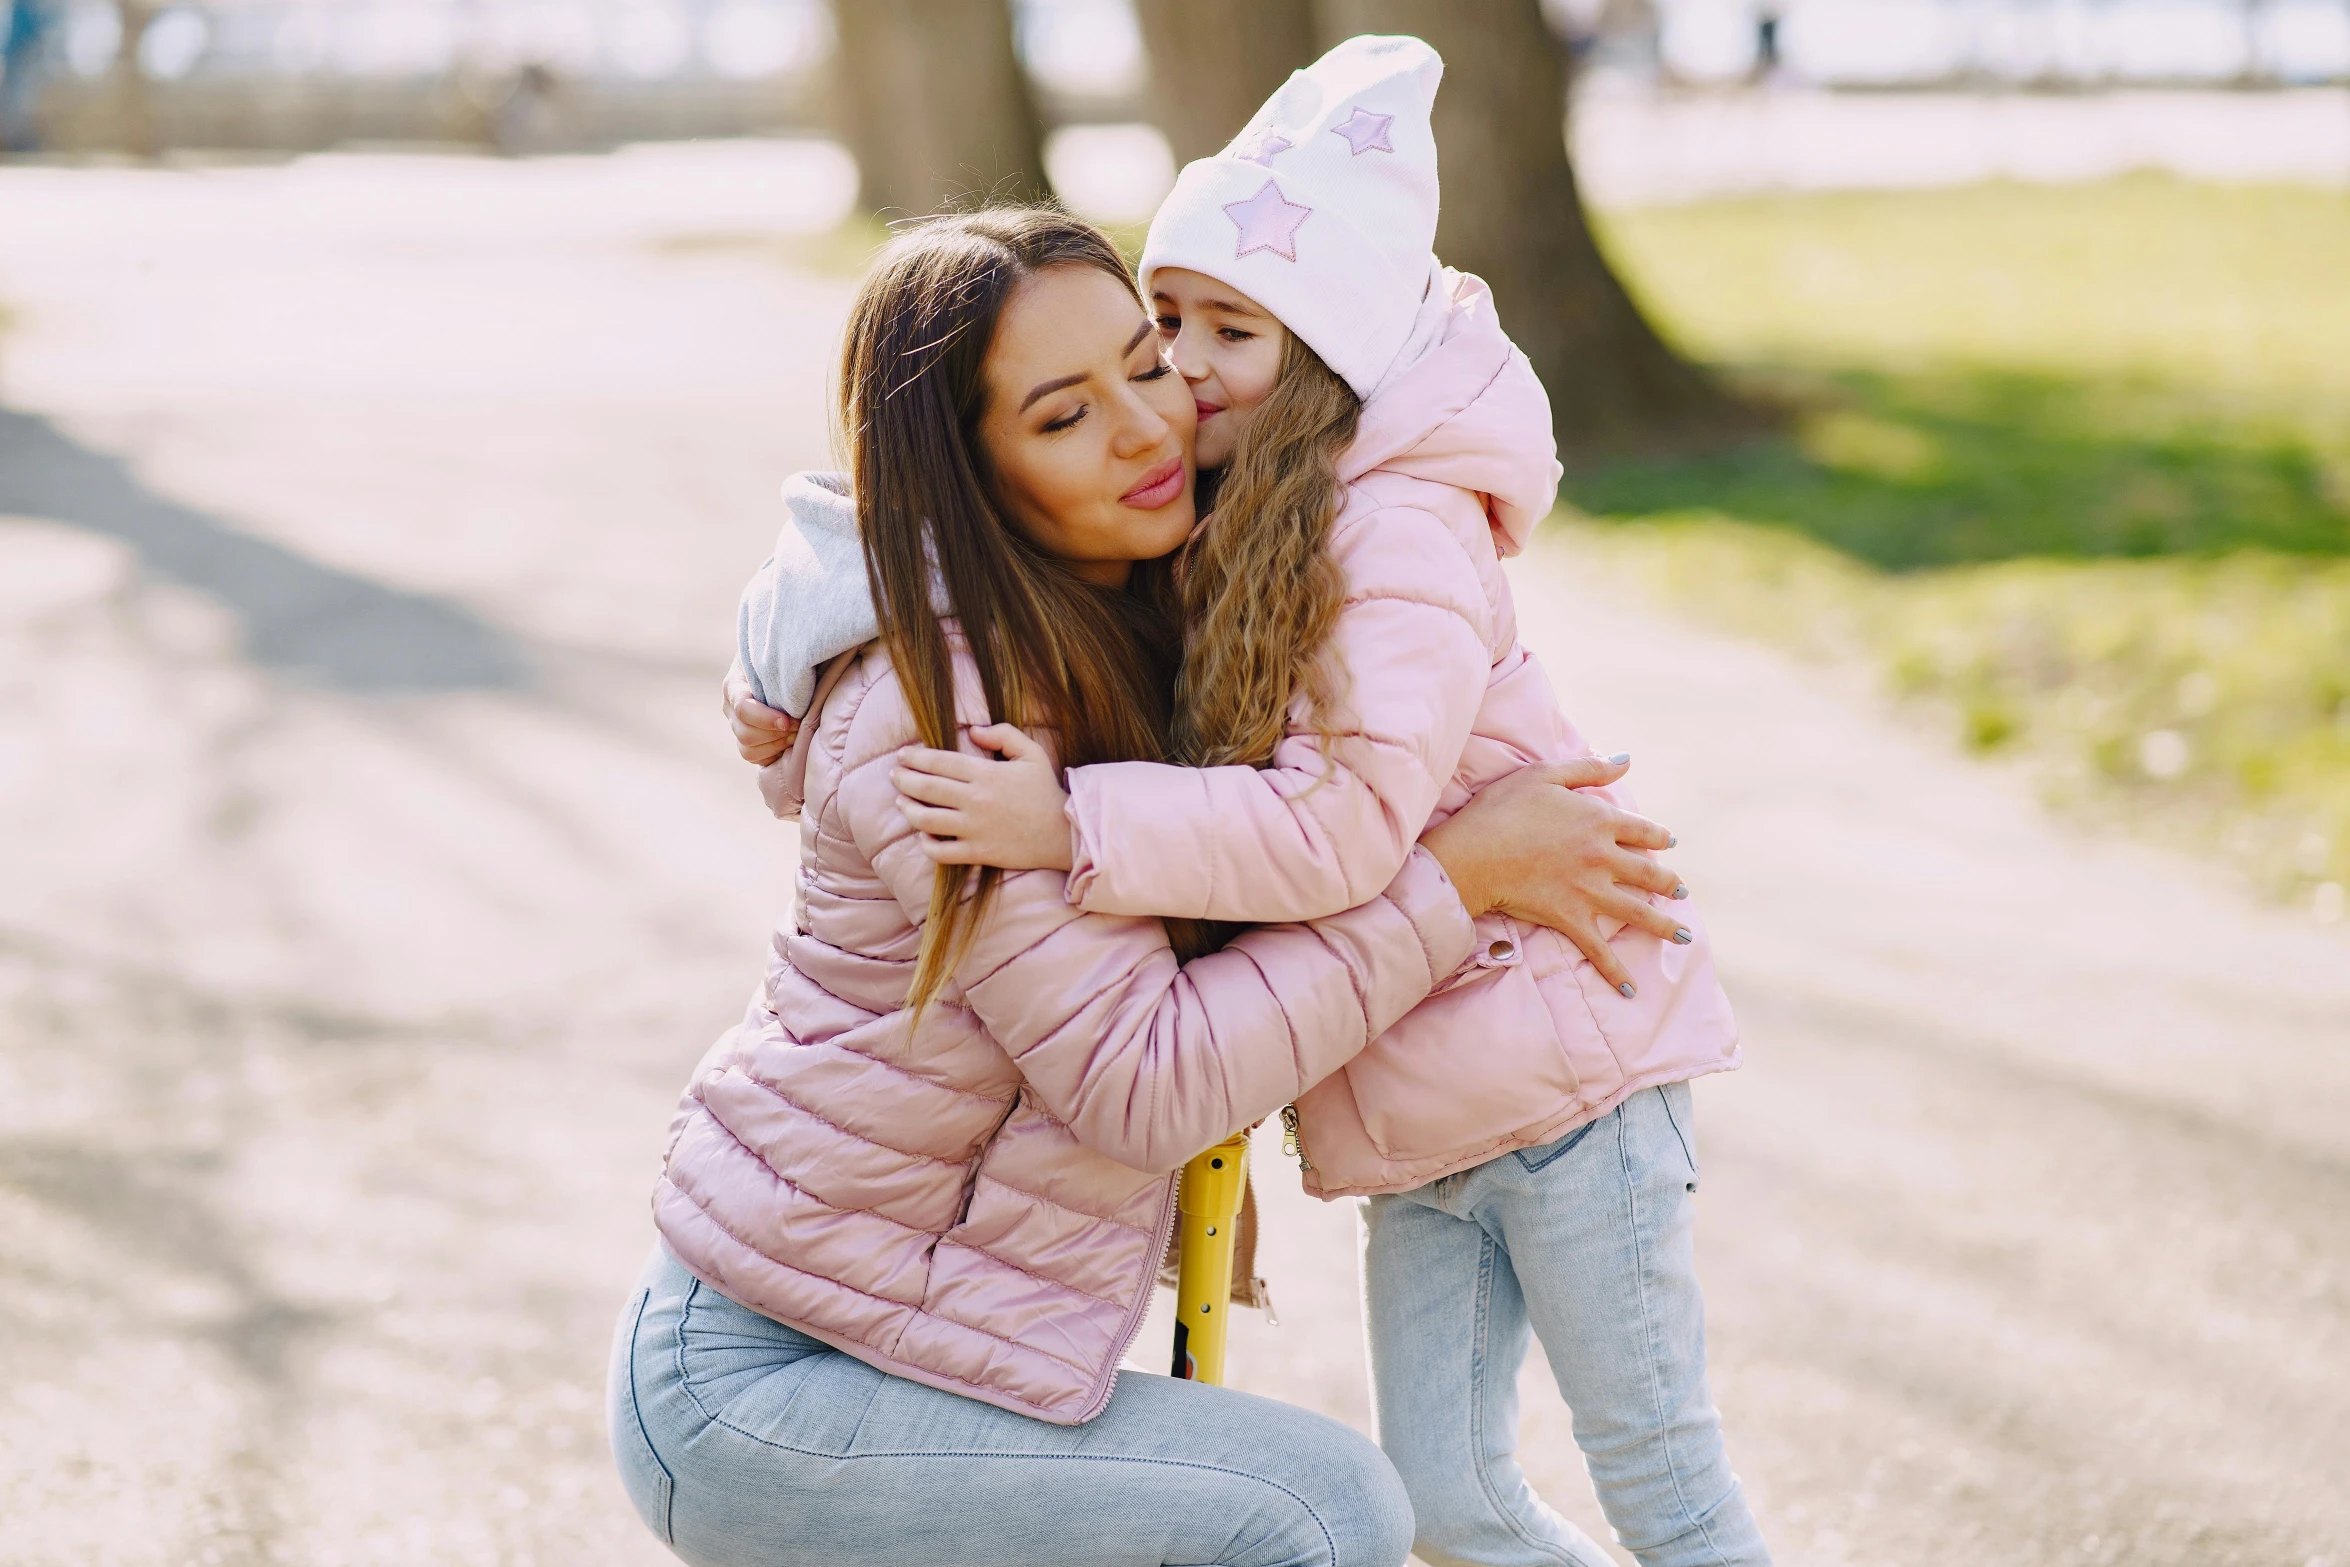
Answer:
[
  {"left": 978, "top": 265, "right": 1198, "bottom": 588},
  {"left": 1149, "top": 266, "right": 1285, "bottom": 473}
]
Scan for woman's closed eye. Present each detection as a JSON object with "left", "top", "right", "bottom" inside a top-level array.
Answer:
[
  {"left": 1040, "top": 403, "right": 1087, "bottom": 433},
  {"left": 1135, "top": 362, "right": 1174, "bottom": 382}
]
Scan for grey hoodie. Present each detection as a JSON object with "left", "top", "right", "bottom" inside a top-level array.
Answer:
[{"left": 736, "top": 472, "right": 880, "bottom": 717}]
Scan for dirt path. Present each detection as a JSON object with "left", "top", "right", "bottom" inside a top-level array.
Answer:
[{"left": 2, "top": 149, "right": 2343, "bottom": 1567}]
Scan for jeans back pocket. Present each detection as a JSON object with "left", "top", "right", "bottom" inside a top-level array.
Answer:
[{"left": 609, "top": 1286, "right": 677, "bottom": 1545}]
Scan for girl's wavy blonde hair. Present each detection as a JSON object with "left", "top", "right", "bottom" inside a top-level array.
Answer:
[{"left": 1173, "top": 330, "right": 1362, "bottom": 769}]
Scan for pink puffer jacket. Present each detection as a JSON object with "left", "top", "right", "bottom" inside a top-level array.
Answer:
[
  {"left": 654, "top": 637, "right": 1475, "bottom": 1425},
  {"left": 1060, "top": 270, "right": 1740, "bottom": 1198}
]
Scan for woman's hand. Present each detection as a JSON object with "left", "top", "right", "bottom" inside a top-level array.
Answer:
[
  {"left": 1420, "top": 755, "right": 1690, "bottom": 999},
  {"left": 892, "top": 723, "right": 1076, "bottom": 870},
  {"left": 724, "top": 664, "right": 799, "bottom": 766}
]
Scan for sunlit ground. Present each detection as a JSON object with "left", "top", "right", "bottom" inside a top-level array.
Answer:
[{"left": 1570, "top": 177, "right": 2350, "bottom": 915}]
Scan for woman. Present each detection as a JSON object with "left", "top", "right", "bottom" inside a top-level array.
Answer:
[{"left": 620, "top": 207, "right": 1672, "bottom": 1567}]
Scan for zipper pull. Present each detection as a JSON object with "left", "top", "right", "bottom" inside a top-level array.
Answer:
[{"left": 1279, "top": 1105, "right": 1309, "bottom": 1170}]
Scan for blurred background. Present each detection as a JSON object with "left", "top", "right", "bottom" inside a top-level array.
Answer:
[{"left": 2, "top": 3, "right": 2346, "bottom": 1566}]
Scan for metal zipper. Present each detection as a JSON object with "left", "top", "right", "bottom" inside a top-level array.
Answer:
[
  {"left": 1279, "top": 1104, "right": 1311, "bottom": 1172},
  {"left": 1078, "top": 1169, "right": 1183, "bottom": 1424}
]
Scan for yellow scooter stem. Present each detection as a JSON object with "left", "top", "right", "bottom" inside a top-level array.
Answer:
[{"left": 1170, "top": 1132, "right": 1250, "bottom": 1384}]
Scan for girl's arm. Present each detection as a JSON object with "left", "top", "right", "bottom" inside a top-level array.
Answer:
[
  {"left": 899, "top": 504, "right": 1495, "bottom": 924},
  {"left": 725, "top": 660, "right": 798, "bottom": 766}
]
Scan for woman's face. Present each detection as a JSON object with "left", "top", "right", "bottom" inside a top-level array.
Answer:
[
  {"left": 978, "top": 265, "right": 1197, "bottom": 588},
  {"left": 1148, "top": 266, "right": 1286, "bottom": 473}
]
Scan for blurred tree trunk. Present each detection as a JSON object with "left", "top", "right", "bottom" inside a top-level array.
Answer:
[
  {"left": 1131, "top": 0, "right": 1317, "bottom": 164},
  {"left": 1319, "top": 0, "right": 1754, "bottom": 457},
  {"left": 108, "top": 0, "right": 156, "bottom": 157},
  {"left": 829, "top": 0, "right": 1050, "bottom": 216}
]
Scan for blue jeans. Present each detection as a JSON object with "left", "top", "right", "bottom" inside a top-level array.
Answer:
[
  {"left": 608, "top": 1246, "right": 1416, "bottom": 1567},
  {"left": 1362, "top": 1083, "right": 1770, "bottom": 1567}
]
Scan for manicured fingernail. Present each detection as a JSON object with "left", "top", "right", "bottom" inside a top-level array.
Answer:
[
  {"left": 1672, "top": 928, "right": 1693, "bottom": 944},
  {"left": 1671, "top": 885, "right": 1689, "bottom": 900},
  {"left": 1666, "top": 834, "right": 1678, "bottom": 848},
  {"left": 1618, "top": 981, "right": 1637, "bottom": 998},
  {"left": 1607, "top": 752, "right": 1631, "bottom": 765}
]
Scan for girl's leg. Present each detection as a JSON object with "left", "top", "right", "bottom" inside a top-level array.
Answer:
[
  {"left": 1360, "top": 1181, "right": 1619, "bottom": 1567},
  {"left": 1489, "top": 1084, "right": 1770, "bottom": 1567},
  {"left": 609, "top": 1245, "right": 1415, "bottom": 1567}
]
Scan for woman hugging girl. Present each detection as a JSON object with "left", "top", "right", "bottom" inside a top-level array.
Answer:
[{"left": 680, "top": 33, "right": 1771, "bottom": 1567}]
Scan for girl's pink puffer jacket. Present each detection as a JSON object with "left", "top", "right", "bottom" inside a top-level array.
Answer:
[
  {"left": 654, "top": 637, "right": 1476, "bottom": 1425},
  {"left": 1059, "top": 271, "right": 1741, "bottom": 1198}
]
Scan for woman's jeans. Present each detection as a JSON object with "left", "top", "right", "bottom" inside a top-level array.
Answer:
[
  {"left": 1363, "top": 1083, "right": 1771, "bottom": 1567},
  {"left": 609, "top": 1246, "right": 1416, "bottom": 1567}
]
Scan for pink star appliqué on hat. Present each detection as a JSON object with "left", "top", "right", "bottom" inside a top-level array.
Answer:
[
  {"left": 1222, "top": 178, "right": 1312, "bottom": 262},
  {"left": 1330, "top": 107, "right": 1395, "bottom": 155},
  {"left": 1234, "top": 129, "right": 1293, "bottom": 167}
]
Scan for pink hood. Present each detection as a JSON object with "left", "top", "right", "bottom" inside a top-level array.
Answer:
[{"left": 1339, "top": 268, "right": 1565, "bottom": 560}]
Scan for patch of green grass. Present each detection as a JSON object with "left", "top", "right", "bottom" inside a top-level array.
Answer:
[
  {"left": 1572, "top": 367, "right": 2350, "bottom": 568},
  {"left": 1562, "top": 517, "right": 2350, "bottom": 904},
  {"left": 1595, "top": 176, "right": 2350, "bottom": 403},
  {"left": 1563, "top": 178, "right": 2350, "bottom": 917}
]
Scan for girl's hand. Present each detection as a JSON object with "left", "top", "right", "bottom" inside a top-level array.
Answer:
[
  {"left": 893, "top": 723, "right": 1076, "bottom": 871},
  {"left": 724, "top": 664, "right": 799, "bottom": 766},
  {"left": 1419, "top": 755, "right": 1689, "bottom": 999}
]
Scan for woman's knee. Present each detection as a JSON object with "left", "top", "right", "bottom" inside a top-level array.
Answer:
[{"left": 1298, "top": 1420, "right": 1416, "bottom": 1567}]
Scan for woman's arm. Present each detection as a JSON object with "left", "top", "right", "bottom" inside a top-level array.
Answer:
[
  {"left": 838, "top": 668, "right": 1633, "bottom": 1173},
  {"left": 841, "top": 715, "right": 1465, "bottom": 1171},
  {"left": 868, "top": 759, "right": 1638, "bottom": 1173}
]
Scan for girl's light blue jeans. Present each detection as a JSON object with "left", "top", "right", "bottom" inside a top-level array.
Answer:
[
  {"left": 1362, "top": 1082, "right": 1771, "bottom": 1567},
  {"left": 608, "top": 1245, "right": 1416, "bottom": 1567}
]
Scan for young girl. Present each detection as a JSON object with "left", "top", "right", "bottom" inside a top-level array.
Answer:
[{"left": 884, "top": 36, "right": 1772, "bottom": 1567}]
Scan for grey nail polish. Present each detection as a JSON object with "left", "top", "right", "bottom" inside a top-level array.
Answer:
[
  {"left": 1672, "top": 884, "right": 1689, "bottom": 900},
  {"left": 1672, "top": 928, "right": 1693, "bottom": 944},
  {"left": 1607, "top": 752, "right": 1631, "bottom": 765},
  {"left": 1618, "top": 981, "right": 1637, "bottom": 998},
  {"left": 1666, "top": 834, "right": 1678, "bottom": 848}
]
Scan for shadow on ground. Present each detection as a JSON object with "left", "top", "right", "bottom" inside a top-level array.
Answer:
[
  {"left": 0, "top": 407, "right": 528, "bottom": 692},
  {"left": 1564, "top": 367, "right": 2350, "bottom": 569}
]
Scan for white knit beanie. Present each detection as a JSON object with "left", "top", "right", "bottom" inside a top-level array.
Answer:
[{"left": 1138, "top": 34, "right": 1445, "bottom": 401}]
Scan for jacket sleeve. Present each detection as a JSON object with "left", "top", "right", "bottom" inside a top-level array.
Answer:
[
  {"left": 837, "top": 698, "right": 1477, "bottom": 1175},
  {"left": 1061, "top": 505, "right": 1492, "bottom": 924}
]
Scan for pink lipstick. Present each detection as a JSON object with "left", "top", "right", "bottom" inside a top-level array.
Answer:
[{"left": 1120, "top": 456, "right": 1187, "bottom": 509}]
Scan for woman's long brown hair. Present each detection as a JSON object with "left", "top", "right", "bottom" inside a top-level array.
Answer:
[
  {"left": 842, "top": 207, "right": 1185, "bottom": 1011},
  {"left": 1173, "top": 330, "right": 1361, "bottom": 768}
]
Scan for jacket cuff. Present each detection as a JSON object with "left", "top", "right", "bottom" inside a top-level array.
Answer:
[
  {"left": 758, "top": 756, "right": 804, "bottom": 822},
  {"left": 1384, "top": 846, "right": 1477, "bottom": 985},
  {"left": 1061, "top": 790, "right": 1098, "bottom": 906}
]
